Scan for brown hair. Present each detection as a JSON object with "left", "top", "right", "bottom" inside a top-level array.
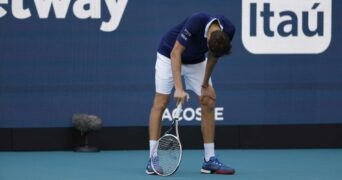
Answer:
[{"left": 208, "top": 30, "right": 232, "bottom": 58}]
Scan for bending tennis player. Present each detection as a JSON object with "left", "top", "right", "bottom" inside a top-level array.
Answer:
[{"left": 146, "top": 12, "right": 236, "bottom": 175}]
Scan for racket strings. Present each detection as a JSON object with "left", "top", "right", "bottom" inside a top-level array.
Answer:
[{"left": 155, "top": 135, "right": 181, "bottom": 175}]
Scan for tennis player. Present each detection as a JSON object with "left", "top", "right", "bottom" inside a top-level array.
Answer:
[{"left": 146, "top": 12, "right": 236, "bottom": 175}]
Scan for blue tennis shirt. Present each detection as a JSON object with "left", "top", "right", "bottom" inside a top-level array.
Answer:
[{"left": 157, "top": 12, "right": 235, "bottom": 64}]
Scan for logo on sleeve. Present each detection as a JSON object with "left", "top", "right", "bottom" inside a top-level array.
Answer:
[
  {"left": 180, "top": 28, "right": 192, "bottom": 41},
  {"left": 242, "top": 0, "right": 331, "bottom": 54}
]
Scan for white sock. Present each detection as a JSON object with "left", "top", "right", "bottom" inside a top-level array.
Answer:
[
  {"left": 204, "top": 143, "right": 215, "bottom": 162},
  {"left": 149, "top": 140, "right": 157, "bottom": 158}
]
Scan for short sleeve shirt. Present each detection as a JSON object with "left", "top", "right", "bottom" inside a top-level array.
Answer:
[{"left": 157, "top": 12, "right": 235, "bottom": 64}]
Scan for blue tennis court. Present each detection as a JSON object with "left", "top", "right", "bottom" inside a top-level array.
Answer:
[{"left": 1, "top": 149, "right": 341, "bottom": 180}]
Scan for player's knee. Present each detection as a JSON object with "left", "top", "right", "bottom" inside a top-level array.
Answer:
[
  {"left": 200, "top": 96, "right": 216, "bottom": 110},
  {"left": 152, "top": 101, "right": 168, "bottom": 112}
]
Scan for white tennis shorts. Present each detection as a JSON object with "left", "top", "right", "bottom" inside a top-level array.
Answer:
[{"left": 155, "top": 53, "right": 212, "bottom": 96}]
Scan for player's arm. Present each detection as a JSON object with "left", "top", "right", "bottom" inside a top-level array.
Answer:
[
  {"left": 172, "top": 14, "right": 203, "bottom": 103},
  {"left": 201, "top": 51, "right": 218, "bottom": 103},
  {"left": 171, "top": 40, "right": 188, "bottom": 104},
  {"left": 202, "top": 51, "right": 218, "bottom": 88}
]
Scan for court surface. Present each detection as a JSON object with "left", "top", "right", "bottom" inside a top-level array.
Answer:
[{"left": 1, "top": 149, "right": 341, "bottom": 180}]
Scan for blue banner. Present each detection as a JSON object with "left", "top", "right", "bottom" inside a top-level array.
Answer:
[{"left": 0, "top": 0, "right": 341, "bottom": 128}]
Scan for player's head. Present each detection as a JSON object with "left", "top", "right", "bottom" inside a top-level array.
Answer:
[{"left": 208, "top": 30, "right": 232, "bottom": 58}]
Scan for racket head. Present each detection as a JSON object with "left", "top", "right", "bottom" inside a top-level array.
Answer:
[{"left": 151, "top": 134, "right": 182, "bottom": 176}]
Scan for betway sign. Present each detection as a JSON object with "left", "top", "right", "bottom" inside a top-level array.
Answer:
[{"left": 0, "top": 0, "right": 128, "bottom": 32}]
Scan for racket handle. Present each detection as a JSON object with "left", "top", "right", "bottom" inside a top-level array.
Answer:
[{"left": 174, "top": 102, "right": 183, "bottom": 119}]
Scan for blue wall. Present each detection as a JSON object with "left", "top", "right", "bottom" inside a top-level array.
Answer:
[{"left": 0, "top": 0, "right": 341, "bottom": 128}]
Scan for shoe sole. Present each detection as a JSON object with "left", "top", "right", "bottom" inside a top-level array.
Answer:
[
  {"left": 201, "top": 169, "right": 212, "bottom": 174},
  {"left": 201, "top": 168, "right": 235, "bottom": 175},
  {"left": 145, "top": 170, "right": 156, "bottom": 175}
]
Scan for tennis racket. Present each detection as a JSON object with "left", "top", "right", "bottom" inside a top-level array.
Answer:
[{"left": 151, "top": 102, "right": 183, "bottom": 176}]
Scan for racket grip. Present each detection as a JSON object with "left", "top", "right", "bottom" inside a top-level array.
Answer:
[{"left": 174, "top": 102, "right": 183, "bottom": 119}]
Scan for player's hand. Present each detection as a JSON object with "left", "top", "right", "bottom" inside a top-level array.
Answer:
[
  {"left": 174, "top": 89, "right": 189, "bottom": 104},
  {"left": 200, "top": 85, "right": 216, "bottom": 106}
]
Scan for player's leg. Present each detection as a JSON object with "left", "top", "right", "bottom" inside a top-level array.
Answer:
[
  {"left": 199, "top": 90, "right": 216, "bottom": 153},
  {"left": 183, "top": 62, "right": 216, "bottom": 157},
  {"left": 149, "top": 93, "right": 170, "bottom": 148},
  {"left": 146, "top": 93, "right": 169, "bottom": 175},
  {"left": 199, "top": 89, "right": 235, "bottom": 175},
  {"left": 183, "top": 60, "right": 235, "bottom": 175},
  {"left": 146, "top": 53, "right": 174, "bottom": 175}
]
